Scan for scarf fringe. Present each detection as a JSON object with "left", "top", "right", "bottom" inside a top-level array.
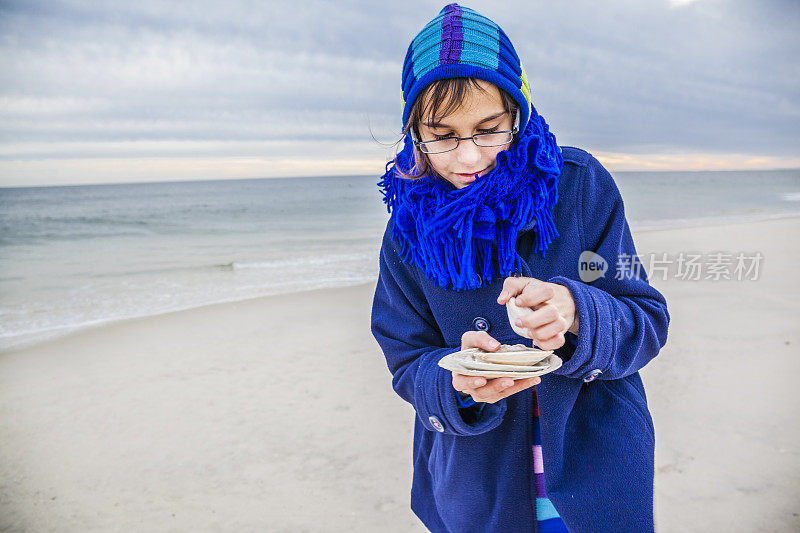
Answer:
[{"left": 378, "top": 105, "right": 563, "bottom": 291}]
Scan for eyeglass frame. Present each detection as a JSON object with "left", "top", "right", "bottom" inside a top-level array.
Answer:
[{"left": 409, "top": 110, "right": 520, "bottom": 154}]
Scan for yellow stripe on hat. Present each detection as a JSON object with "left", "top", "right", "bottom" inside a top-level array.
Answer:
[{"left": 520, "top": 64, "right": 531, "bottom": 107}]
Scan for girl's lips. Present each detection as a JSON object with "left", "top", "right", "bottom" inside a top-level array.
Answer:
[{"left": 455, "top": 168, "right": 488, "bottom": 178}]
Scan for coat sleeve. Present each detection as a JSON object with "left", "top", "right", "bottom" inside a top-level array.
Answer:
[
  {"left": 547, "top": 155, "right": 670, "bottom": 381},
  {"left": 370, "top": 225, "right": 507, "bottom": 436}
]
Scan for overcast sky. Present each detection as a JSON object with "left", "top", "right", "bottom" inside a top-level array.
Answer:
[{"left": 0, "top": 0, "right": 798, "bottom": 186}]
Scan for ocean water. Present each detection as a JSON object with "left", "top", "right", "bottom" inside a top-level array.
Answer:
[{"left": 1, "top": 169, "right": 799, "bottom": 352}]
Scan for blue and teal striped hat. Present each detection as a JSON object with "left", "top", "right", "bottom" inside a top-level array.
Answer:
[{"left": 401, "top": 3, "right": 532, "bottom": 130}]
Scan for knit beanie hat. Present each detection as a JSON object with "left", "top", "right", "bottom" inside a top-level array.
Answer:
[
  {"left": 379, "top": 3, "right": 563, "bottom": 292},
  {"left": 401, "top": 2, "right": 532, "bottom": 130}
]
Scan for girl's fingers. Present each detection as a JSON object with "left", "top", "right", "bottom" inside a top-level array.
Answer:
[
  {"left": 452, "top": 372, "right": 486, "bottom": 391},
  {"left": 468, "top": 377, "right": 513, "bottom": 402},
  {"left": 515, "top": 303, "right": 561, "bottom": 330},
  {"left": 470, "top": 376, "right": 540, "bottom": 403},
  {"left": 513, "top": 283, "right": 555, "bottom": 308},
  {"left": 489, "top": 378, "right": 516, "bottom": 394},
  {"left": 526, "top": 318, "right": 567, "bottom": 341},
  {"left": 497, "top": 276, "right": 537, "bottom": 304},
  {"left": 461, "top": 330, "right": 501, "bottom": 351},
  {"left": 497, "top": 377, "right": 540, "bottom": 399},
  {"left": 532, "top": 332, "right": 565, "bottom": 351}
]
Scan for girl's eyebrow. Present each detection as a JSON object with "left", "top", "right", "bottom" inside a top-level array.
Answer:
[{"left": 424, "top": 111, "right": 507, "bottom": 129}]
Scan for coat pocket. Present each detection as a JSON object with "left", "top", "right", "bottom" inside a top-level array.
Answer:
[
  {"left": 601, "top": 376, "right": 655, "bottom": 441},
  {"left": 427, "top": 434, "right": 442, "bottom": 481}
]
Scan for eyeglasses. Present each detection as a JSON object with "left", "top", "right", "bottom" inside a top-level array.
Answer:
[{"left": 411, "top": 111, "right": 520, "bottom": 155}]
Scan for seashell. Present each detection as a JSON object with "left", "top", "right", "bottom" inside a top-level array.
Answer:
[
  {"left": 437, "top": 348, "right": 563, "bottom": 379},
  {"left": 476, "top": 344, "right": 552, "bottom": 366},
  {"left": 460, "top": 357, "right": 549, "bottom": 372},
  {"left": 506, "top": 296, "right": 533, "bottom": 338}
]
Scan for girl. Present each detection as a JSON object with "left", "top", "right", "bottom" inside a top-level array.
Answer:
[{"left": 371, "top": 4, "right": 670, "bottom": 532}]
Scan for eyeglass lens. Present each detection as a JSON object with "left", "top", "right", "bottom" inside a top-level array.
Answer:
[{"left": 419, "top": 132, "right": 514, "bottom": 154}]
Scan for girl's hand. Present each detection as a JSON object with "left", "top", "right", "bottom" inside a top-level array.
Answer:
[
  {"left": 451, "top": 331, "right": 540, "bottom": 404},
  {"left": 496, "top": 277, "right": 579, "bottom": 351}
]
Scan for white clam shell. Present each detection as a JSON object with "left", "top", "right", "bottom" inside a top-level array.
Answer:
[
  {"left": 475, "top": 345, "right": 552, "bottom": 366},
  {"left": 437, "top": 348, "right": 563, "bottom": 379},
  {"left": 506, "top": 296, "right": 533, "bottom": 338}
]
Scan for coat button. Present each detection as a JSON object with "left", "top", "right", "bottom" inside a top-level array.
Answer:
[
  {"left": 472, "top": 317, "right": 490, "bottom": 332},
  {"left": 428, "top": 416, "right": 445, "bottom": 433},
  {"left": 583, "top": 369, "right": 603, "bottom": 383}
]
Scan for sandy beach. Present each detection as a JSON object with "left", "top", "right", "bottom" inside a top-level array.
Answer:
[{"left": 1, "top": 216, "right": 799, "bottom": 532}]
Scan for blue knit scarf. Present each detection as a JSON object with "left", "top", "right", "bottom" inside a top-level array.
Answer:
[{"left": 378, "top": 106, "right": 563, "bottom": 292}]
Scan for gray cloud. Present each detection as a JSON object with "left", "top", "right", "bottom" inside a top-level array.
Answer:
[{"left": 0, "top": 0, "right": 798, "bottom": 184}]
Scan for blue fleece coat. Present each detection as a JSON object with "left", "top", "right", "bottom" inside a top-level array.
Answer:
[{"left": 370, "top": 147, "right": 670, "bottom": 532}]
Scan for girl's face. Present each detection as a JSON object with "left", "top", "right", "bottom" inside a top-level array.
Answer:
[{"left": 418, "top": 80, "right": 514, "bottom": 189}]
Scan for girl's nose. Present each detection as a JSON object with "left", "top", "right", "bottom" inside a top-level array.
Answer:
[{"left": 455, "top": 138, "right": 482, "bottom": 166}]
